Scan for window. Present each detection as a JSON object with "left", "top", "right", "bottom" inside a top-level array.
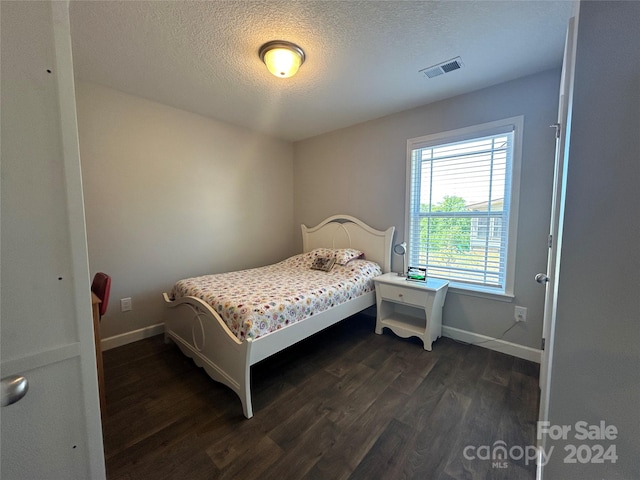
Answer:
[{"left": 406, "top": 117, "right": 523, "bottom": 295}]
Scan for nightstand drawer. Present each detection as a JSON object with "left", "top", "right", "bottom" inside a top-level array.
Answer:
[{"left": 377, "top": 283, "right": 425, "bottom": 307}]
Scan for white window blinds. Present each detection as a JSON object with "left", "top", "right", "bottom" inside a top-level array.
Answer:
[{"left": 407, "top": 125, "right": 517, "bottom": 292}]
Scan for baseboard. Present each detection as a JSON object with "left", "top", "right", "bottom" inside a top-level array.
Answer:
[
  {"left": 101, "top": 323, "right": 165, "bottom": 351},
  {"left": 442, "top": 325, "right": 541, "bottom": 363}
]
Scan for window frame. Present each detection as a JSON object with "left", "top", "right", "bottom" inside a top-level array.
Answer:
[{"left": 404, "top": 116, "right": 524, "bottom": 298}]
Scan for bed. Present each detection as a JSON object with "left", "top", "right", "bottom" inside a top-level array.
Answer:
[{"left": 162, "top": 215, "right": 395, "bottom": 418}]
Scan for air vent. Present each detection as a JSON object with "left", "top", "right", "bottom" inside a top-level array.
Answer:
[{"left": 420, "top": 56, "right": 464, "bottom": 78}]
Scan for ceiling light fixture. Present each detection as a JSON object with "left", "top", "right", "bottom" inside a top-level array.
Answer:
[{"left": 259, "top": 40, "right": 305, "bottom": 79}]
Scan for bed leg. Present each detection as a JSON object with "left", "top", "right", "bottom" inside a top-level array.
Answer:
[
  {"left": 239, "top": 349, "right": 253, "bottom": 419},
  {"left": 241, "top": 395, "right": 253, "bottom": 419},
  {"left": 240, "top": 374, "right": 253, "bottom": 418}
]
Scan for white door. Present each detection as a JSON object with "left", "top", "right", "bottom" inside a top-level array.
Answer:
[
  {"left": 0, "top": 1, "right": 105, "bottom": 479},
  {"left": 537, "top": 11, "right": 580, "bottom": 433}
]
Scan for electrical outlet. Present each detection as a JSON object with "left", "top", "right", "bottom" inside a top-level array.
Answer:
[
  {"left": 121, "top": 297, "right": 132, "bottom": 312},
  {"left": 514, "top": 305, "right": 527, "bottom": 322}
]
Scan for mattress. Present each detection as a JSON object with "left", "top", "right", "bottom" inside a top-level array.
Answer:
[{"left": 170, "top": 249, "right": 382, "bottom": 341}]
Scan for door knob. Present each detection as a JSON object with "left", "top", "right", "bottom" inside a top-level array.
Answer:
[
  {"left": 1, "top": 375, "right": 29, "bottom": 407},
  {"left": 535, "top": 273, "right": 550, "bottom": 284}
]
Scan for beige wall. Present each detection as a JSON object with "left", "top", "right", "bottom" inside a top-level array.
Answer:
[
  {"left": 76, "top": 82, "right": 295, "bottom": 338},
  {"left": 293, "top": 69, "right": 560, "bottom": 350},
  {"left": 78, "top": 70, "right": 560, "bottom": 350}
]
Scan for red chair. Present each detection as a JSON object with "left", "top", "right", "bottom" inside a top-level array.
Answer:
[{"left": 91, "top": 272, "right": 111, "bottom": 319}]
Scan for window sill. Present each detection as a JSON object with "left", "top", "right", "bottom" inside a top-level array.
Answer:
[{"left": 447, "top": 284, "right": 515, "bottom": 303}]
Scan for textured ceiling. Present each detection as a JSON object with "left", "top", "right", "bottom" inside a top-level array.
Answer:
[{"left": 69, "top": 1, "right": 574, "bottom": 142}]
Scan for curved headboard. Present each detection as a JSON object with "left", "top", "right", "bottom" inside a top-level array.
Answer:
[{"left": 301, "top": 215, "right": 395, "bottom": 273}]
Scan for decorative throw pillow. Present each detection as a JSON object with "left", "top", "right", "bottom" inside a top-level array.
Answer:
[
  {"left": 310, "top": 256, "right": 336, "bottom": 272},
  {"left": 334, "top": 248, "right": 364, "bottom": 265},
  {"left": 309, "top": 248, "right": 336, "bottom": 259}
]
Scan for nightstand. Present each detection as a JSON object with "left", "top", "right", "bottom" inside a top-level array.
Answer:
[{"left": 374, "top": 272, "right": 449, "bottom": 351}]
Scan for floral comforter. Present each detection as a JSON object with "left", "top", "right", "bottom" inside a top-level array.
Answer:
[{"left": 170, "top": 250, "right": 382, "bottom": 341}]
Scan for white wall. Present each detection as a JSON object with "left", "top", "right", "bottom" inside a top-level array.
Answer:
[
  {"left": 76, "top": 82, "right": 296, "bottom": 339},
  {"left": 294, "top": 70, "right": 560, "bottom": 351},
  {"left": 545, "top": 2, "right": 640, "bottom": 478}
]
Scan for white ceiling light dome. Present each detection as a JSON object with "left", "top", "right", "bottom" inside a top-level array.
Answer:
[{"left": 259, "top": 40, "right": 305, "bottom": 79}]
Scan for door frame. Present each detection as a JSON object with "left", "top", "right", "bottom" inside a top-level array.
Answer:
[
  {"left": 53, "top": 3, "right": 106, "bottom": 474},
  {"left": 537, "top": 7, "right": 580, "bottom": 477}
]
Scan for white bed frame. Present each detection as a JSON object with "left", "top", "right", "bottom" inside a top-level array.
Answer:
[{"left": 162, "top": 215, "right": 395, "bottom": 418}]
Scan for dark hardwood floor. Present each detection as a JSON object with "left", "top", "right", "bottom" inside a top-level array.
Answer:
[{"left": 102, "top": 313, "right": 540, "bottom": 479}]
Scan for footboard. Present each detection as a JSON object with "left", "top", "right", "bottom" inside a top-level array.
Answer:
[{"left": 162, "top": 293, "right": 254, "bottom": 418}]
